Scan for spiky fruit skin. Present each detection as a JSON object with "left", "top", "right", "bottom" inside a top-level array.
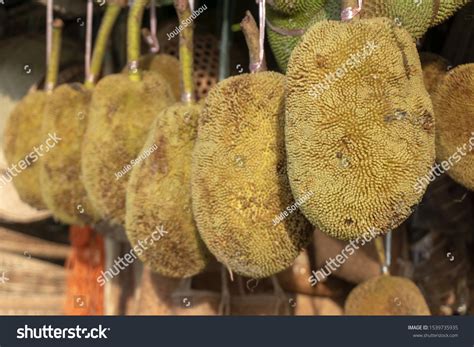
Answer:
[
  {"left": 268, "top": 0, "right": 325, "bottom": 15},
  {"left": 82, "top": 72, "right": 175, "bottom": 226},
  {"left": 420, "top": 52, "right": 450, "bottom": 95},
  {"left": 125, "top": 54, "right": 181, "bottom": 100},
  {"left": 432, "top": 64, "right": 474, "bottom": 191},
  {"left": 192, "top": 72, "right": 312, "bottom": 278},
  {"left": 286, "top": 18, "right": 435, "bottom": 241},
  {"left": 126, "top": 102, "right": 210, "bottom": 278},
  {"left": 361, "top": 0, "right": 433, "bottom": 39},
  {"left": 267, "top": 0, "right": 340, "bottom": 72},
  {"left": 40, "top": 83, "right": 98, "bottom": 225},
  {"left": 267, "top": 0, "right": 469, "bottom": 72},
  {"left": 3, "top": 91, "right": 47, "bottom": 209},
  {"left": 432, "top": 0, "right": 470, "bottom": 26},
  {"left": 361, "top": 0, "right": 469, "bottom": 39},
  {"left": 345, "top": 276, "right": 430, "bottom": 315}
]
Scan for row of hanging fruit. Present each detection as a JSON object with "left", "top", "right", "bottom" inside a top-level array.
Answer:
[{"left": 2, "top": 0, "right": 473, "bottom": 315}]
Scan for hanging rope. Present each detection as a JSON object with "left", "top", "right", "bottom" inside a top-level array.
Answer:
[
  {"left": 149, "top": 0, "right": 160, "bottom": 53},
  {"left": 218, "top": 0, "right": 231, "bottom": 81},
  {"left": 46, "top": 0, "right": 53, "bottom": 68},
  {"left": 85, "top": 0, "right": 94, "bottom": 78},
  {"left": 265, "top": 19, "right": 305, "bottom": 37},
  {"left": 250, "top": 0, "right": 266, "bottom": 72},
  {"left": 341, "top": 0, "right": 363, "bottom": 21},
  {"left": 384, "top": 231, "right": 393, "bottom": 275}
]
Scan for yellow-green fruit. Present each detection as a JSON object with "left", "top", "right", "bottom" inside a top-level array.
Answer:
[
  {"left": 345, "top": 276, "right": 430, "bottom": 315},
  {"left": 192, "top": 72, "right": 312, "bottom": 278},
  {"left": 125, "top": 53, "right": 181, "bottom": 100},
  {"left": 432, "top": 64, "right": 474, "bottom": 191},
  {"left": 361, "top": 0, "right": 434, "bottom": 39},
  {"left": 126, "top": 102, "right": 210, "bottom": 278},
  {"left": 82, "top": 71, "right": 175, "bottom": 226},
  {"left": 267, "top": 0, "right": 340, "bottom": 72},
  {"left": 286, "top": 18, "right": 435, "bottom": 241},
  {"left": 267, "top": 0, "right": 325, "bottom": 15},
  {"left": 268, "top": 0, "right": 469, "bottom": 72},
  {"left": 420, "top": 52, "right": 450, "bottom": 94},
  {"left": 431, "top": 0, "right": 470, "bottom": 26},
  {"left": 361, "top": 0, "right": 469, "bottom": 39},
  {"left": 40, "top": 84, "right": 98, "bottom": 225},
  {"left": 3, "top": 91, "right": 47, "bottom": 209}
]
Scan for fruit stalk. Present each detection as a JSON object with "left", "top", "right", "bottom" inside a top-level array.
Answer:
[
  {"left": 174, "top": 0, "right": 195, "bottom": 103},
  {"left": 127, "top": 0, "right": 150, "bottom": 82},
  {"left": 45, "top": 19, "right": 63, "bottom": 93},
  {"left": 240, "top": 11, "right": 267, "bottom": 73},
  {"left": 86, "top": 3, "right": 122, "bottom": 88}
]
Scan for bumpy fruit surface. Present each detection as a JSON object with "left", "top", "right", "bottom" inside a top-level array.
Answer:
[
  {"left": 126, "top": 102, "right": 210, "bottom": 278},
  {"left": 286, "top": 18, "right": 435, "bottom": 240},
  {"left": 192, "top": 72, "right": 312, "bottom": 278}
]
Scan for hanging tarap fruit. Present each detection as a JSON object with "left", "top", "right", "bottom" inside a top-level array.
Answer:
[
  {"left": 125, "top": 0, "right": 210, "bottom": 278},
  {"left": 192, "top": 9, "right": 312, "bottom": 279},
  {"left": 82, "top": 0, "right": 176, "bottom": 227},
  {"left": 420, "top": 52, "right": 450, "bottom": 94},
  {"left": 285, "top": 2, "right": 435, "bottom": 241},
  {"left": 344, "top": 275, "right": 431, "bottom": 315},
  {"left": 2, "top": 19, "right": 65, "bottom": 210},
  {"left": 122, "top": 0, "right": 181, "bottom": 100},
  {"left": 432, "top": 63, "right": 474, "bottom": 191},
  {"left": 40, "top": 2, "right": 123, "bottom": 225}
]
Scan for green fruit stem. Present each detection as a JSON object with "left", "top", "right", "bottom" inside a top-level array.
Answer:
[
  {"left": 127, "top": 0, "right": 150, "bottom": 82},
  {"left": 174, "top": 0, "right": 195, "bottom": 103},
  {"left": 85, "top": 3, "right": 122, "bottom": 88},
  {"left": 45, "top": 19, "right": 63, "bottom": 93},
  {"left": 240, "top": 11, "right": 267, "bottom": 73}
]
